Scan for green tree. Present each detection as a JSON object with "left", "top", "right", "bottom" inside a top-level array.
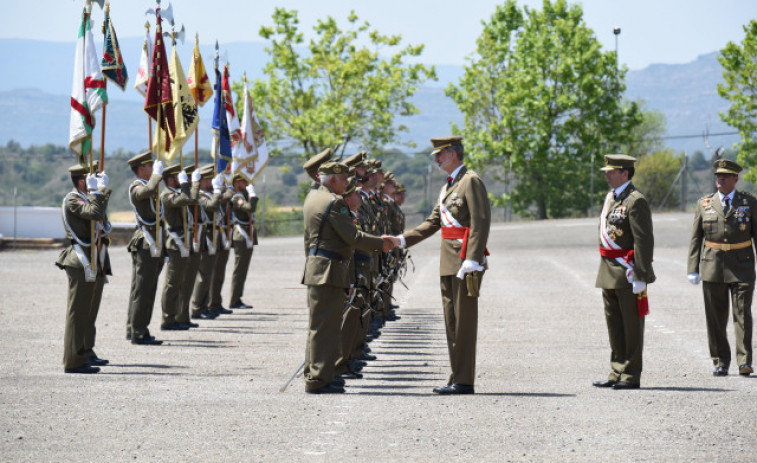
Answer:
[
  {"left": 622, "top": 101, "right": 666, "bottom": 158},
  {"left": 634, "top": 149, "right": 683, "bottom": 209},
  {"left": 690, "top": 150, "right": 708, "bottom": 170},
  {"left": 447, "top": 0, "right": 641, "bottom": 219},
  {"left": 718, "top": 20, "right": 757, "bottom": 181},
  {"left": 247, "top": 8, "right": 435, "bottom": 159}
]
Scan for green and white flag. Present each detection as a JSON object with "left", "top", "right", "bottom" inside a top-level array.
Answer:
[{"left": 69, "top": 5, "right": 108, "bottom": 162}]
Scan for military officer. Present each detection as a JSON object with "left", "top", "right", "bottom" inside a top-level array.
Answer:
[
  {"left": 688, "top": 159, "right": 756, "bottom": 377},
  {"left": 191, "top": 165, "right": 225, "bottom": 320},
  {"left": 593, "top": 154, "right": 655, "bottom": 390},
  {"left": 301, "top": 161, "right": 390, "bottom": 394},
  {"left": 159, "top": 163, "right": 199, "bottom": 330},
  {"left": 208, "top": 185, "right": 235, "bottom": 315},
  {"left": 390, "top": 136, "right": 491, "bottom": 395},
  {"left": 126, "top": 151, "right": 164, "bottom": 345},
  {"left": 176, "top": 165, "right": 202, "bottom": 329},
  {"left": 229, "top": 173, "right": 260, "bottom": 310},
  {"left": 56, "top": 162, "right": 112, "bottom": 373}
]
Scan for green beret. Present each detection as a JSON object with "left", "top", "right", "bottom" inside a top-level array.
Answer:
[
  {"left": 318, "top": 161, "right": 349, "bottom": 175},
  {"left": 68, "top": 161, "right": 99, "bottom": 176},
  {"left": 127, "top": 151, "right": 154, "bottom": 168},
  {"left": 430, "top": 136, "right": 463, "bottom": 155},
  {"left": 303, "top": 148, "right": 333, "bottom": 171},
  {"left": 600, "top": 154, "right": 637, "bottom": 171},
  {"left": 713, "top": 159, "right": 742, "bottom": 175}
]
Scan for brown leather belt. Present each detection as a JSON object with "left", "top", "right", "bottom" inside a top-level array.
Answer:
[{"left": 705, "top": 240, "right": 752, "bottom": 251}]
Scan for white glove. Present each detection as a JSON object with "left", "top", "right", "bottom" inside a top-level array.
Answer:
[
  {"left": 191, "top": 169, "right": 201, "bottom": 183},
  {"left": 456, "top": 259, "right": 484, "bottom": 280},
  {"left": 212, "top": 174, "right": 224, "bottom": 194},
  {"left": 86, "top": 173, "right": 98, "bottom": 191},
  {"left": 632, "top": 280, "right": 647, "bottom": 294},
  {"left": 153, "top": 160, "right": 164, "bottom": 175},
  {"left": 687, "top": 273, "right": 701, "bottom": 285},
  {"left": 178, "top": 170, "right": 189, "bottom": 185},
  {"left": 96, "top": 170, "right": 109, "bottom": 189},
  {"left": 246, "top": 184, "right": 257, "bottom": 197}
]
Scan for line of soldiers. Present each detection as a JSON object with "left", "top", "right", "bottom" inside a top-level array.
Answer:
[
  {"left": 56, "top": 151, "right": 259, "bottom": 373},
  {"left": 300, "top": 148, "right": 409, "bottom": 393}
]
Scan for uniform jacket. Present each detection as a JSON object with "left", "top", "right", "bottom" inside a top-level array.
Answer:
[
  {"left": 55, "top": 187, "right": 112, "bottom": 275},
  {"left": 595, "top": 183, "right": 656, "bottom": 289},
  {"left": 403, "top": 166, "right": 491, "bottom": 276},
  {"left": 231, "top": 190, "right": 259, "bottom": 245},
  {"left": 688, "top": 190, "right": 757, "bottom": 283},
  {"left": 127, "top": 174, "right": 162, "bottom": 253},
  {"left": 160, "top": 182, "right": 198, "bottom": 252},
  {"left": 301, "top": 185, "right": 383, "bottom": 288},
  {"left": 196, "top": 189, "right": 222, "bottom": 252}
]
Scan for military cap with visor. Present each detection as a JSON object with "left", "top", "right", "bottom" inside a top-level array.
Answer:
[
  {"left": 713, "top": 159, "right": 742, "bottom": 175},
  {"left": 430, "top": 136, "right": 463, "bottom": 156},
  {"left": 303, "top": 148, "right": 333, "bottom": 171},
  {"left": 68, "top": 161, "right": 99, "bottom": 176},
  {"left": 198, "top": 164, "right": 215, "bottom": 179},
  {"left": 127, "top": 151, "right": 154, "bottom": 168},
  {"left": 600, "top": 154, "right": 637, "bottom": 172},
  {"left": 318, "top": 161, "right": 349, "bottom": 175},
  {"left": 344, "top": 151, "right": 368, "bottom": 168}
]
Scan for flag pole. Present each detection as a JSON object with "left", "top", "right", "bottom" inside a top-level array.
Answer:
[
  {"left": 212, "top": 40, "right": 220, "bottom": 249},
  {"left": 84, "top": 0, "right": 97, "bottom": 273},
  {"left": 243, "top": 73, "right": 254, "bottom": 242}
]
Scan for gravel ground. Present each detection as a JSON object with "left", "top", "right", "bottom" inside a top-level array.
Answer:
[{"left": 1, "top": 212, "right": 756, "bottom": 462}]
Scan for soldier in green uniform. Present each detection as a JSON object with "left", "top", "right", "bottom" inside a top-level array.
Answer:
[
  {"left": 301, "top": 161, "right": 389, "bottom": 394},
  {"left": 390, "top": 136, "right": 491, "bottom": 395},
  {"left": 208, "top": 186, "right": 235, "bottom": 315},
  {"left": 395, "top": 183, "right": 407, "bottom": 232},
  {"left": 177, "top": 165, "right": 202, "bottom": 328},
  {"left": 126, "top": 151, "right": 164, "bottom": 345},
  {"left": 688, "top": 159, "right": 756, "bottom": 377},
  {"left": 229, "top": 173, "right": 260, "bottom": 310},
  {"left": 593, "top": 154, "right": 655, "bottom": 390},
  {"left": 191, "top": 165, "right": 225, "bottom": 320},
  {"left": 56, "top": 163, "right": 112, "bottom": 373},
  {"left": 159, "top": 164, "right": 199, "bottom": 330}
]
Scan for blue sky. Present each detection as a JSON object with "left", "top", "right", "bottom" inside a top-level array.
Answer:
[{"left": 2, "top": 0, "right": 754, "bottom": 70}]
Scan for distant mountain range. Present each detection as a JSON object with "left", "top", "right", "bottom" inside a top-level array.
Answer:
[{"left": 0, "top": 38, "right": 737, "bottom": 155}]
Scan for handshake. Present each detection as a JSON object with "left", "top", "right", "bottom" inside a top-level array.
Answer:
[{"left": 381, "top": 235, "right": 401, "bottom": 252}]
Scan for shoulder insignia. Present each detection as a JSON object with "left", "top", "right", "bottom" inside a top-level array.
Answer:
[{"left": 341, "top": 207, "right": 349, "bottom": 216}]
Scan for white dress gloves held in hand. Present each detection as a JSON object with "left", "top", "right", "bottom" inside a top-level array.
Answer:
[
  {"left": 153, "top": 160, "right": 164, "bottom": 175},
  {"left": 191, "top": 169, "right": 201, "bottom": 183},
  {"left": 178, "top": 170, "right": 189, "bottom": 185},
  {"left": 212, "top": 174, "right": 224, "bottom": 194},
  {"left": 96, "top": 171, "right": 108, "bottom": 189},
  {"left": 246, "top": 184, "right": 257, "bottom": 197},
  {"left": 86, "top": 173, "right": 98, "bottom": 191},
  {"left": 456, "top": 259, "right": 484, "bottom": 280},
  {"left": 632, "top": 280, "right": 647, "bottom": 294},
  {"left": 687, "top": 273, "right": 701, "bottom": 285}
]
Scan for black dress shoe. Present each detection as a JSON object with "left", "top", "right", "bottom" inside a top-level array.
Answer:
[
  {"left": 341, "top": 370, "right": 363, "bottom": 380},
  {"left": 713, "top": 366, "right": 728, "bottom": 376},
  {"left": 161, "top": 322, "right": 190, "bottom": 331},
  {"left": 210, "top": 306, "right": 233, "bottom": 315},
  {"left": 331, "top": 377, "right": 346, "bottom": 387},
  {"left": 612, "top": 381, "right": 640, "bottom": 390},
  {"left": 229, "top": 300, "right": 253, "bottom": 309},
  {"left": 739, "top": 365, "right": 753, "bottom": 376},
  {"left": 131, "top": 335, "right": 163, "bottom": 345},
  {"left": 87, "top": 357, "right": 109, "bottom": 367},
  {"left": 191, "top": 311, "right": 218, "bottom": 320},
  {"left": 360, "top": 353, "right": 377, "bottom": 361},
  {"left": 592, "top": 379, "right": 617, "bottom": 388},
  {"left": 180, "top": 322, "right": 199, "bottom": 329},
  {"left": 432, "top": 384, "right": 451, "bottom": 393},
  {"left": 64, "top": 365, "right": 100, "bottom": 374},
  {"left": 433, "top": 383, "right": 474, "bottom": 395},
  {"left": 306, "top": 384, "right": 345, "bottom": 394}
]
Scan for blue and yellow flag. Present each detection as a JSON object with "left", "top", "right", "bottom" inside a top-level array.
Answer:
[{"left": 211, "top": 68, "right": 232, "bottom": 175}]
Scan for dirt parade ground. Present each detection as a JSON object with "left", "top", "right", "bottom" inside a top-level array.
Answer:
[{"left": 1, "top": 212, "right": 756, "bottom": 461}]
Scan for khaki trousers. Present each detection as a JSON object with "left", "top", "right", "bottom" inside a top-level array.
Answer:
[
  {"left": 192, "top": 250, "right": 218, "bottom": 314},
  {"left": 702, "top": 281, "right": 754, "bottom": 368},
  {"left": 230, "top": 240, "right": 253, "bottom": 307},
  {"left": 127, "top": 248, "right": 163, "bottom": 338},
  {"left": 304, "top": 284, "right": 345, "bottom": 391},
  {"left": 178, "top": 251, "right": 201, "bottom": 323},
  {"left": 63, "top": 267, "right": 105, "bottom": 369},
  {"left": 162, "top": 249, "right": 188, "bottom": 324},
  {"left": 209, "top": 247, "right": 230, "bottom": 309},
  {"left": 440, "top": 273, "right": 482, "bottom": 386},
  {"left": 602, "top": 287, "right": 645, "bottom": 384}
]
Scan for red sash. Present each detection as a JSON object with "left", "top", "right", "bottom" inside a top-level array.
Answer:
[
  {"left": 598, "top": 247, "right": 649, "bottom": 318},
  {"left": 442, "top": 226, "right": 490, "bottom": 260}
]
